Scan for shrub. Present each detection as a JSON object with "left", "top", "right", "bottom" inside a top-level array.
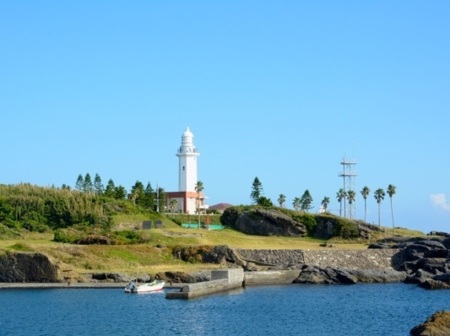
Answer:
[
  {"left": 334, "top": 218, "right": 359, "bottom": 239},
  {"left": 299, "top": 213, "right": 317, "bottom": 236},
  {"left": 53, "top": 228, "right": 83, "bottom": 243},
  {"left": 111, "top": 230, "right": 147, "bottom": 244}
]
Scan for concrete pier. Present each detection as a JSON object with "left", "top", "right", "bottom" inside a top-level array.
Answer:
[{"left": 166, "top": 268, "right": 244, "bottom": 299}]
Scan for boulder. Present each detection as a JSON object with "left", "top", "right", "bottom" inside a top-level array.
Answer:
[
  {"left": 91, "top": 273, "right": 132, "bottom": 282},
  {"left": 293, "top": 265, "right": 406, "bottom": 285},
  {"left": 235, "top": 208, "right": 306, "bottom": 237},
  {"left": 156, "top": 271, "right": 210, "bottom": 283},
  {"left": 0, "top": 252, "right": 60, "bottom": 282}
]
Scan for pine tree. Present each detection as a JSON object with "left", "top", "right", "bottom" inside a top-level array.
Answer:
[
  {"left": 94, "top": 173, "right": 104, "bottom": 195},
  {"left": 250, "top": 177, "right": 263, "bottom": 204},
  {"left": 83, "top": 173, "right": 93, "bottom": 193},
  {"left": 104, "top": 179, "right": 116, "bottom": 198},
  {"left": 75, "top": 174, "right": 84, "bottom": 191}
]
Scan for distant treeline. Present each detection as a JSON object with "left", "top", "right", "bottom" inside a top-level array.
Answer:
[
  {"left": 0, "top": 181, "right": 161, "bottom": 234},
  {"left": 68, "top": 173, "right": 166, "bottom": 210}
]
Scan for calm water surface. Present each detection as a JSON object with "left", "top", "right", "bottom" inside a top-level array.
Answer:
[{"left": 1, "top": 283, "right": 449, "bottom": 336}]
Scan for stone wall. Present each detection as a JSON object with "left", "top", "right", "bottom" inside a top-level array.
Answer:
[
  {"left": 302, "top": 249, "right": 399, "bottom": 269},
  {"left": 236, "top": 248, "right": 400, "bottom": 270}
]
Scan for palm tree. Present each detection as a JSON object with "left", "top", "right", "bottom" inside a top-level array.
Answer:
[
  {"left": 374, "top": 188, "right": 385, "bottom": 227},
  {"left": 321, "top": 196, "right": 330, "bottom": 212},
  {"left": 347, "top": 190, "right": 356, "bottom": 219},
  {"left": 292, "top": 197, "right": 301, "bottom": 211},
  {"left": 360, "top": 186, "right": 370, "bottom": 222},
  {"left": 195, "top": 181, "right": 204, "bottom": 228},
  {"left": 387, "top": 184, "right": 396, "bottom": 234},
  {"left": 336, "top": 188, "right": 346, "bottom": 217},
  {"left": 169, "top": 199, "right": 178, "bottom": 214},
  {"left": 278, "top": 194, "right": 286, "bottom": 208}
]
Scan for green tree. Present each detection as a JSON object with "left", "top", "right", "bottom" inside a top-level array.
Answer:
[
  {"left": 104, "top": 179, "right": 116, "bottom": 198},
  {"left": 142, "top": 182, "right": 155, "bottom": 210},
  {"left": 292, "top": 197, "right": 301, "bottom": 211},
  {"left": 195, "top": 181, "right": 204, "bottom": 228},
  {"left": 374, "top": 188, "right": 385, "bottom": 227},
  {"left": 83, "top": 173, "right": 93, "bottom": 193},
  {"left": 360, "top": 186, "right": 370, "bottom": 222},
  {"left": 321, "top": 196, "right": 330, "bottom": 212},
  {"left": 336, "top": 188, "right": 346, "bottom": 217},
  {"left": 300, "top": 190, "right": 313, "bottom": 212},
  {"left": 114, "top": 185, "right": 127, "bottom": 200},
  {"left": 250, "top": 177, "right": 263, "bottom": 204},
  {"left": 278, "top": 194, "right": 286, "bottom": 208},
  {"left": 347, "top": 190, "right": 356, "bottom": 219},
  {"left": 130, "top": 181, "right": 144, "bottom": 205},
  {"left": 257, "top": 196, "right": 273, "bottom": 207},
  {"left": 75, "top": 174, "right": 84, "bottom": 191},
  {"left": 387, "top": 184, "right": 396, "bottom": 234},
  {"left": 169, "top": 199, "right": 178, "bottom": 214},
  {"left": 94, "top": 173, "right": 104, "bottom": 195}
]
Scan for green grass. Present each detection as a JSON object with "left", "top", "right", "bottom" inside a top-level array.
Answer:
[
  {"left": 8, "top": 242, "right": 34, "bottom": 252},
  {"left": 0, "top": 214, "right": 426, "bottom": 278}
]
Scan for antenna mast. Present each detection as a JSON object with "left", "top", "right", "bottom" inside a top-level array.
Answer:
[{"left": 339, "top": 156, "right": 357, "bottom": 218}]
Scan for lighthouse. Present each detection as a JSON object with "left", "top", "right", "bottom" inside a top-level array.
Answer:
[
  {"left": 176, "top": 127, "right": 199, "bottom": 192},
  {"left": 166, "top": 128, "right": 205, "bottom": 214}
]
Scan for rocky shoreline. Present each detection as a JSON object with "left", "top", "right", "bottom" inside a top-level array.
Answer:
[{"left": 3, "top": 236, "right": 450, "bottom": 288}]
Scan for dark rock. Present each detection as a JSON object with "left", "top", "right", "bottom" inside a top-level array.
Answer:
[
  {"left": 293, "top": 265, "right": 406, "bottom": 285},
  {"left": 77, "top": 234, "right": 112, "bottom": 245},
  {"left": 314, "top": 221, "right": 335, "bottom": 239},
  {"left": 235, "top": 208, "right": 307, "bottom": 237},
  {"left": 428, "top": 231, "right": 450, "bottom": 237},
  {"left": 91, "top": 273, "right": 132, "bottom": 282},
  {"left": 293, "top": 265, "right": 356, "bottom": 284},
  {"left": 441, "top": 238, "right": 450, "bottom": 249},
  {"left": 350, "top": 269, "right": 407, "bottom": 283},
  {"left": 404, "top": 269, "right": 436, "bottom": 284},
  {"left": 418, "top": 279, "right": 450, "bottom": 290},
  {"left": 157, "top": 271, "right": 210, "bottom": 283},
  {"left": 0, "top": 252, "right": 60, "bottom": 282}
]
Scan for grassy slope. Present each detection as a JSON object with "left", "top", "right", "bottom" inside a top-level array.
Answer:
[{"left": 0, "top": 215, "right": 425, "bottom": 279}]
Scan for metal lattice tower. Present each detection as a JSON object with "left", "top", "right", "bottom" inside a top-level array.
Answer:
[{"left": 339, "top": 157, "right": 357, "bottom": 218}]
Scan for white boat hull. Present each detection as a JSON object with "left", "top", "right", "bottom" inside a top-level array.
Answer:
[{"left": 124, "top": 280, "right": 165, "bottom": 294}]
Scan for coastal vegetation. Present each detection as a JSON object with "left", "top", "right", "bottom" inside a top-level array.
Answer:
[{"left": 0, "top": 182, "right": 417, "bottom": 279}]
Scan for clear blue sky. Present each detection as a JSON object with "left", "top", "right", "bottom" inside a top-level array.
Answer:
[{"left": 1, "top": 1, "right": 449, "bottom": 233}]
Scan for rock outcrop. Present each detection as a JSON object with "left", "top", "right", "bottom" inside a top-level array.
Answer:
[
  {"left": 293, "top": 264, "right": 406, "bottom": 284},
  {"left": 234, "top": 208, "right": 307, "bottom": 237},
  {"left": 0, "top": 252, "right": 60, "bottom": 282},
  {"left": 411, "top": 311, "right": 450, "bottom": 336},
  {"left": 369, "top": 237, "right": 450, "bottom": 289}
]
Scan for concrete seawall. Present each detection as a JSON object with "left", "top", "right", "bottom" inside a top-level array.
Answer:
[
  {"left": 166, "top": 248, "right": 401, "bottom": 299},
  {"left": 236, "top": 248, "right": 400, "bottom": 270},
  {"left": 166, "top": 268, "right": 244, "bottom": 299}
]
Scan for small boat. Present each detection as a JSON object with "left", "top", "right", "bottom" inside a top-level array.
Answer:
[{"left": 124, "top": 279, "right": 165, "bottom": 294}]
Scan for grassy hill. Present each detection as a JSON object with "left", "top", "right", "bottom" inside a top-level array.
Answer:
[
  {"left": 0, "top": 214, "right": 425, "bottom": 280},
  {"left": 0, "top": 184, "right": 425, "bottom": 280}
]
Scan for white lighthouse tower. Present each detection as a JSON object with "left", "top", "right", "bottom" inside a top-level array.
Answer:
[
  {"left": 164, "top": 127, "right": 204, "bottom": 214},
  {"left": 176, "top": 127, "right": 199, "bottom": 192}
]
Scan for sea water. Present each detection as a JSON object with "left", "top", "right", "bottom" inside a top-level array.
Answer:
[{"left": 0, "top": 283, "right": 449, "bottom": 336}]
